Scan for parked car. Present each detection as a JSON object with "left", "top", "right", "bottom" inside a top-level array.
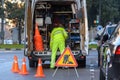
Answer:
[
  {"left": 97, "top": 23, "right": 117, "bottom": 66},
  {"left": 99, "top": 22, "right": 120, "bottom": 80}
]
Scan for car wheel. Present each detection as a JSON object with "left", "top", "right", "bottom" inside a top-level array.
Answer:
[
  {"left": 77, "top": 57, "right": 86, "bottom": 68},
  {"left": 29, "top": 60, "right": 36, "bottom": 68}
]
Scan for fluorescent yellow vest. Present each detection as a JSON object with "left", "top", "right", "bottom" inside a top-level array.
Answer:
[{"left": 50, "top": 27, "right": 68, "bottom": 49}]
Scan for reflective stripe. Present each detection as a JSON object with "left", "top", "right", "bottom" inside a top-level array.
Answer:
[
  {"left": 38, "top": 64, "right": 42, "bottom": 66},
  {"left": 53, "top": 30, "right": 62, "bottom": 36},
  {"left": 14, "top": 60, "right": 18, "bottom": 63},
  {"left": 22, "top": 62, "right": 25, "bottom": 64}
]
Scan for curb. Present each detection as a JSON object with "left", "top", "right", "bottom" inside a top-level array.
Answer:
[
  {"left": 89, "top": 48, "right": 97, "bottom": 50},
  {"left": 0, "top": 48, "right": 24, "bottom": 51}
]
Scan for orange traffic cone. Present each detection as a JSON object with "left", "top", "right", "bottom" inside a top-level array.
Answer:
[
  {"left": 35, "top": 23, "right": 40, "bottom": 36},
  {"left": 11, "top": 55, "right": 20, "bottom": 73},
  {"left": 34, "top": 23, "right": 44, "bottom": 51},
  {"left": 35, "top": 58, "right": 45, "bottom": 78},
  {"left": 19, "top": 57, "right": 29, "bottom": 75}
]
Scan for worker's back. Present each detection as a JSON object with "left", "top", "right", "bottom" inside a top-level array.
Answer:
[{"left": 51, "top": 27, "right": 68, "bottom": 41}]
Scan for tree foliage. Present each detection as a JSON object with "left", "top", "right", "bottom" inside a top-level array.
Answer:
[
  {"left": 87, "top": 0, "right": 120, "bottom": 26},
  {"left": 87, "top": 0, "right": 99, "bottom": 26},
  {"left": 0, "top": 1, "right": 4, "bottom": 18},
  {"left": 4, "top": 1, "right": 25, "bottom": 24},
  {"left": 3, "top": 0, "right": 25, "bottom": 44},
  {"left": 0, "top": 0, "right": 119, "bottom": 27},
  {"left": 101, "top": 0, "right": 119, "bottom": 25}
]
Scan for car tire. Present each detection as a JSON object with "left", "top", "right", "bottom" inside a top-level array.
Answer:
[
  {"left": 29, "top": 60, "right": 36, "bottom": 68},
  {"left": 77, "top": 57, "right": 86, "bottom": 68}
]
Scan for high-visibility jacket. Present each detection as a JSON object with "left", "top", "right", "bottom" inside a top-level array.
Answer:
[{"left": 50, "top": 27, "right": 68, "bottom": 50}]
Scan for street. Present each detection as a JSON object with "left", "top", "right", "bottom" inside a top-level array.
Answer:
[{"left": 0, "top": 50, "right": 99, "bottom": 80}]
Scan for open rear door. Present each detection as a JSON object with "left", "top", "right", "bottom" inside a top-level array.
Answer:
[
  {"left": 76, "top": 0, "right": 89, "bottom": 55},
  {"left": 83, "top": 0, "right": 89, "bottom": 55},
  {"left": 24, "top": 0, "right": 33, "bottom": 56}
]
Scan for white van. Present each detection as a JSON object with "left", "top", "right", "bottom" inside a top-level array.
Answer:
[{"left": 24, "top": 0, "right": 89, "bottom": 68}]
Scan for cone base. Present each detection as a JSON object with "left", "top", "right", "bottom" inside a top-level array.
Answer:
[
  {"left": 19, "top": 71, "right": 29, "bottom": 75},
  {"left": 11, "top": 69, "right": 20, "bottom": 73},
  {"left": 35, "top": 74, "right": 45, "bottom": 78}
]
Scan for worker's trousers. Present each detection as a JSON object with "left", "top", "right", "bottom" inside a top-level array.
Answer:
[{"left": 50, "top": 40, "right": 65, "bottom": 68}]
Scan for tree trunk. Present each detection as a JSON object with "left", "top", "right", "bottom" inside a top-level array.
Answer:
[{"left": 18, "top": 20, "right": 21, "bottom": 44}]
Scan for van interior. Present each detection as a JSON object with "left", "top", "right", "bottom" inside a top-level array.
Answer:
[{"left": 33, "top": 1, "right": 81, "bottom": 51}]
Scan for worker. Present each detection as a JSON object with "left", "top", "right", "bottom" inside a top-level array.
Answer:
[{"left": 50, "top": 22, "right": 68, "bottom": 69}]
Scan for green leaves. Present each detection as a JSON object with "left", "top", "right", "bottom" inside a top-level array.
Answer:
[
  {"left": 0, "top": 1, "right": 4, "bottom": 18},
  {"left": 101, "top": 0, "right": 119, "bottom": 24},
  {"left": 87, "top": 0, "right": 120, "bottom": 26},
  {"left": 4, "top": 1, "right": 25, "bottom": 20}
]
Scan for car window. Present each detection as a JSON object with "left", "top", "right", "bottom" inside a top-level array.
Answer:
[
  {"left": 107, "top": 27, "right": 116, "bottom": 35},
  {"left": 111, "top": 24, "right": 120, "bottom": 38},
  {"left": 110, "top": 24, "right": 120, "bottom": 45},
  {"left": 112, "top": 28, "right": 120, "bottom": 46}
]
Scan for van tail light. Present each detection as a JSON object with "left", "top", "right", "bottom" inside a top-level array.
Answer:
[{"left": 115, "top": 46, "right": 120, "bottom": 55}]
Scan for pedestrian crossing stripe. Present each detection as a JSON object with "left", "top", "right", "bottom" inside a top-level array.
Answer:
[{"left": 55, "top": 47, "right": 78, "bottom": 67}]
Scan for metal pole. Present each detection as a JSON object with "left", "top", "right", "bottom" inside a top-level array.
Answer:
[
  {"left": 99, "top": 0, "right": 101, "bottom": 24},
  {"left": 52, "top": 67, "right": 59, "bottom": 77},
  {"left": 18, "top": 19, "right": 21, "bottom": 44},
  {"left": 1, "top": 0, "right": 4, "bottom": 44},
  {"left": 74, "top": 67, "right": 79, "bottom": 78}
]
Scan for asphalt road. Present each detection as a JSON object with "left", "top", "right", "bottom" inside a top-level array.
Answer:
[{"left": 0, "top": 50, "right": 99, "bottom": 80}]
